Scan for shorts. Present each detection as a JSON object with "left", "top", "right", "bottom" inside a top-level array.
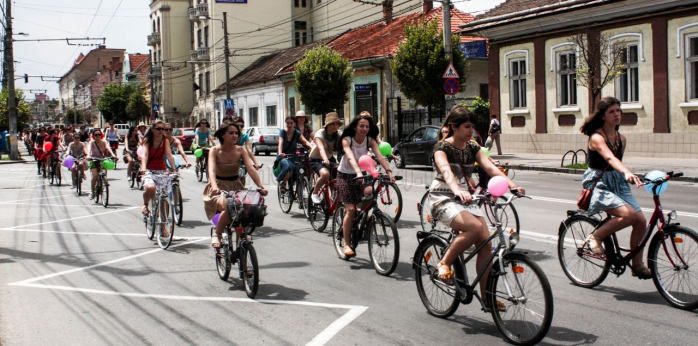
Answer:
[
  {"left": 109, "top": 140, "right": 119, "bottom": 151},
  {"left": 142, "top": 170, "right": 172, "bottom": 194},
  {"left": 336, "top": 172, "right": 368, "bottom": 205},
  {"left": 89, "top": 161, "right": 100, "bottom": 170},
  {"left": 309, "top": 158, "right": 337, "bottom": 178}
]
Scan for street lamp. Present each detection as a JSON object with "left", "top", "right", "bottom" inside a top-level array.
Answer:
[{"left": 199, "top": 13, "right": 232, "bottom": 105}]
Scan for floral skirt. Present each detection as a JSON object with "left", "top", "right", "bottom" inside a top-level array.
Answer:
[{"left": 336, "top": 172, "right": 368, "bottom": 205}]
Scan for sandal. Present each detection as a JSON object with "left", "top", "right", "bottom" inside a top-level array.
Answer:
[
  {"left": 343, "top": 245, "right": 355, "bottom": 256},
  {"left": 630, "top": 263, "right": 652, "bottom": 280},
  {"left": 211, "top": 234, "right": 221, "bottom": 248},
  {"left": 436, "top": 261, "right": 454, "bottom": 284},
  {"left": 585, "top": 234, "right": 604, "bottom": 255}
]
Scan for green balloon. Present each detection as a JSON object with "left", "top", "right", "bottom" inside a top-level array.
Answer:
[
  {"left": 378, "top": 142, "right": 392, "bottom": 157},
  {"left": 194, "top": 149, "right": 204, "bottom": 158},
  {"left": 101, "top": 160, "right": 115, "bottom": 170},
  {"left": 481, "top": 147, "right": 490, "bottom": 157}
]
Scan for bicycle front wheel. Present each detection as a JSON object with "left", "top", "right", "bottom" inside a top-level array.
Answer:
[
  {"left": 368, "top": 213, "right": 400, "bottom": 276},
  {"left": 414, "top": 236, "right": 460, "bottom": 318},
  {"left": 76, "top": 170, "right": 82, "bottom": 196},
  {"left": 488, "top": 253, "right": 554, "bottom": 346},
  {"left": 101, "top": 177, "right": 109, "bottom": 208},
  {"left": 377, "top": 182, "right": 403, "bottom": 223},
  {"left": 196, "top": 161, "right": 204, "bottom": 182},
  {"left": 156, "top": 199, "right": 175, "bottom": 249},
  {"left": 277, "top": 181, "right": 293, "bottom": 214},
  {"left": 213, "top": 228, "right": 231, "bottom": 281},
  {"left": 648, "top": 225, "right": 698, "bottom": 310},
  {"left": 308, "top": 191, "right": 329, "bottom": 233},
  {"left": 242, "top": 242, "right": 259, "bottom": 298},
  {"left": 331, "top": 204, "right": 351, "bottom": 260},
  {"left": 173, "top": 184, "right": 183, "bottom": 226},
  {"left": 145, "top": 199, "right": 157, "bottom": 240},
  {"left": 300, "top": 176, "right": 312, "bottom": 219},
  {"left": 557, "top": 215, "right": 610, "bottom": 288}
]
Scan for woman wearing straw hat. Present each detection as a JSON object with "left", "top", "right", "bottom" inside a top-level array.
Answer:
[
  {"left": 294, "top": 110, "right": 314, "bottom": 150},
  {"left": 309, "top": 112, "right": 342, "bottom": 204}
]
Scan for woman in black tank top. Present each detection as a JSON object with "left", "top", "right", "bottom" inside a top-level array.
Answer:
[{"left": 579, "top": 96, "right": 649, "bottom": 278}]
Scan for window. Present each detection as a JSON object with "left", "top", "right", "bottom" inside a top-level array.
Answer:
[
  {"left": 302, "top": 0, "right": 307, "bottom": 7},
  {"left": 198, "top": 74, "right": 203, "bottom": 98},
  {"left": 294, "top": 0, "right": 299, "bottom": 7},
  {"left": 205, "top": 71, "right": 210, "bottom": 95},
  {"left": 295, "top": 32, "right": 301, "bottom": 47},
  {"left": 510, "top": 59, "right": 527, "bottom": 108},
  {"left": 424, "top": 127, "right": 438, "bottom": 141},
  {"left": 238, "top": 108, "right": 244, "bottom": 117},
  {"left": 311, "top": 27, "right": 314, "bottom": 42},
  {"left": 294, "top": 21, "right": 307, "bottom": 30},
  {"left": 558, "top": 52, "right": 577, "bottom": 106},
  {"left": 197, "top": 29, "right": 202, "bottom": 48},
  {"left": 687, "top": 36, "right": 698, "bottom": 101},
  {"left": 479, "top": 84, "right": 489, "bottom": 100},
  {"left": 204, "top": 26, "right": 209, "bottom": 47},
  {"left": 407, "top": 128, "right": 425, "bottom": 142},
  {"left": 249, "top": 107, "right": 259, "bottom": 127},
  {"left": 617, "top": 45, "right": 639, "bottom": 102},
  {"left": 289, "top": 97, "right": 296, "bottom": 115},
  {"left": 302, "top": 32, "right": 307, "bottom": 45},
  {"left": 266, "top": 105, "right": 277, "bottom": 126}
]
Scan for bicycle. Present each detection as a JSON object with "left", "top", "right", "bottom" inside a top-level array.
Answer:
[
  {"left": 89, "top": 158, "right": 116, "bottom": 208},
  {"left": 557, "top": 171, "right": 698, "bottom": 310},
  {"left": 331, "top": 173, "right": 400, "bottom": 276},
  {"left": 212, "top": 189, "right": 266, "bottom": 298},
  {"left": 371, "top": 156, "right": 403, "bottom": 223},
  {"left": 72, "top": 155, "right": 86, "bottom": 196},
  {"left": 127, "top": 152, "right": 142, "bottom": 189},
  {"left": 277, "top": 154, "right": 312, "bottom": 215},
  {"left": 413, "top": 192, "right": 553, "bottom": 345},
  {"left": 48, "top": 153, "right": 62, "bottom": 186},
  {"left": 306, "top": 162, "right": 339, "bottom": 233},
  {"left": 195, "top": 147, "right": 210, "bottom": 183},
  {"left": 171, "top": 164, "right": 186, "bottom": 226},
  {"left": 143, "top": 172, "right": 179, "bottom": 250}
]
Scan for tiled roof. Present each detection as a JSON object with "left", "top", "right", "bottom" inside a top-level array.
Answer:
[
  {"left": 213, "top": 38, "right": 334, "bottom": 93},
  {"left": 278, "top": 7, "right": 481, "bottom": 75},
  {"left": 474, "top": 0, "right": 600, "bottom": 20},
  {"left": 129, "top": 54, "right": 149, "bottom": 72}
]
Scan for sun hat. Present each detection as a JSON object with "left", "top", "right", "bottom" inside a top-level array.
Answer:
[
  {"left": 295, "top": 110, "right": 311, "bottom": 118},
  {"left": 324, "top": 112, "right": 342, "bottom": 127},
  {"left": 138, "top": 122, "right": 146, "bottom": 128}
]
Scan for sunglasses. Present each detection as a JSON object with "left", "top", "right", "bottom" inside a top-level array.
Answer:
[
  {"left": 93, "top": 133, "right": 102, "bottom": 136},
  {"left": 153, "top": 127, "right": 165, "bottom": 131},
  {"left": 164, "top": 128, "right": 172, "bottom": 132}
]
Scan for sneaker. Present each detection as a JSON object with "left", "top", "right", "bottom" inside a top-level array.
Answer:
[
  {"left": 89, "top": 192, "right": 95, "bottom": 200},
  {"left": 311, "top": 193, "right": 322, "bottom": 204},
  {"left": 71, "top": 185, "right": 76, "bottom": 189}
]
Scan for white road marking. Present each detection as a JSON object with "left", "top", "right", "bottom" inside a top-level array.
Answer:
[
  {"left": 0, "top": 228, "right": 144, "bottom": 237},
  {"left": 0, "top": 193, "right": 73, "bottom": 204},
  {"left": 528, "top": 195, "right": 698, "bottom": 218},
  {"left": 6, "top": 206, "right": 140, "bottom": 229},
  {"left": 4, "top": 202, "right": 109, "bottom": 208}
]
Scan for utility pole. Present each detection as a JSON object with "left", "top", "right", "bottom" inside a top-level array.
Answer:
[
  {"left": 149, "top": 49, "right": 155, "bottom": 125},
  {"left": 223, "top": 12, "right": 231, "bottom": 102},
  {"left": 5, "top": 0, "right": 19, "bottom": 160},
  {"left": 442, "top": 0, "right": 452, "bottom": 62}
]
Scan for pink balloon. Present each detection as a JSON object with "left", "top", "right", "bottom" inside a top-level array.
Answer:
[
  {"left": 43, "top": 142, "right": 53, "bottom": 152},
  {"left": 136, "top": 146, "right": 144, "bottom": 158},
  {"left": 358, "top": 155, "right": 378, "bottom": 178},
  {"left": 488, "top": 176, "right": 509, "bottom": 197},
  {"left": 212, "top": 213, "right": 220, "bottom": 227}
]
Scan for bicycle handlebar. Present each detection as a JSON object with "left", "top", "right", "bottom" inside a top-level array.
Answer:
[{"left": 641, "top": 171, "right": 683, "bottom": 185}]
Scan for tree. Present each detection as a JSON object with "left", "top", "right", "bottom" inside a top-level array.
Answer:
[
  {"left": 98, "top": 83, "right": 148, "bottom": 123},
  {"left": 391, "top": 19, "right": 468, "bottom": 116},
  {"left": 65, "top": 108, "right": 84, "bottom": 125},
  {"left": 294, "top": 44, "right": 354, "bottom": 116},
  {"left": 570, "top": 30, "right": 626, "bottom": 112},
  {"left": 461, "top": 96, "right": 490, "bottom": 141},
  {"left": 126, "top": 87, "right": 149, "bottom": 122},
  {"left": 0, "top": 89, "right": 32, "bottom": 131}
]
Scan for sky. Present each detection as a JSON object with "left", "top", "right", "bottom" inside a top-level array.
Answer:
[{"left": 8, "top": 0, "right": 506, "bottom": 100}]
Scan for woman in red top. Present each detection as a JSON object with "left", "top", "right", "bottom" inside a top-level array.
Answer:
[{"left": 140, "top": 120, "right": 177, "bottom": 218}]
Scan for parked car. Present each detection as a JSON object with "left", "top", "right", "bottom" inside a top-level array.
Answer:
[
  {"left": 392, "top": 125, "right": 439, "bottom": 168},
  {"left": 113, "top": 124, "right": 130, "bottom": 142},
  {"left": 246, "top": 127, "right": 280, "bottom": 156},
  {"left": 173, "top": 127, "right": 195, "bottom": 152}
]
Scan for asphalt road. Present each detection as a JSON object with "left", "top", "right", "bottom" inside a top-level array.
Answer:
[{"left": 1, "top": 153, "right": 697, "bottom": 345}]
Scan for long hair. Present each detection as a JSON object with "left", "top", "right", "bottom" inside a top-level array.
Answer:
[
  {"left": 194, "top": 119, "right": 210, "bottom": 128},
  {"left": 214, "top": 123, "right": 241, "bottom": 144},
  {"left": 143, "top": 120, "right": 165, "bottom": 146},
  {"left": 440, "top": 105, "right": 478, "bottom": 140},
  {"left": 580, "top": 96, "right": 621, "bottom": 136},
  {"left": 127, "top": 126, "right": 138, "bottom": 140},
  {"left": 341, "top": 114, "right": 379, "bottom": 141}
]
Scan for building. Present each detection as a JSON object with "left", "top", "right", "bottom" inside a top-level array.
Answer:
[
  {"left": 459, "top": 0, "right": 698, "bottom": 158},
  {"left": 56, "top": 46, "right": 126, "bottom": 126}
]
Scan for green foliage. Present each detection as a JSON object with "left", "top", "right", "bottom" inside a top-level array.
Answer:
[
  {"left": 461, "top": 96, "right": 490, "bottom": 141},
  {"left": 565, "top": 163, "right": 588, "bottom": 169},
  {"left": 65, "top": 108, "right": 84, "bottom": 125},
  {"left": 98, "top": 83, "right": 146, "bottom": 123},
  {"left": 391, "top": 20, "right": 469, "bottom": 111},
  {"left": 294, "top": 44, "right": 354, "bottom": 115},
  {"left": 0, "top": 89, "right": 32, "bottom": 131},
  {"left": 126, "top": 87, "right": 149, "bottom": 122}
]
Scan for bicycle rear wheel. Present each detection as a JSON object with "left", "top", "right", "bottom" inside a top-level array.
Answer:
[
  {"left": 94, "top": 181, "right": 101, "bottom": 204},
  {"left": 419, "top": 190, "right": 447, "bottom": 233},
  {"left": 76, "top": 170, "right": 82, "bottom": 196},
  {"left": 648, "top": 225, "right": 698, "bottom": 310},
  {"left": 213, "top": 228, "right": 231, "bottom": 281},
  {"left": 307, "top": 191, "right": 329, "bottom": 233},
  {"left": 56, "top": 165, "right": 62, "bottom": 186},
  {"left": 377, "top": 182, "right": 403, "bottom": 223},
  {"left": 368, "top": 213, "right": 400, "bottom": 275},
  {"left": 129, "top": 169, "right": 136, "bottom": 188},
  {"left": 278, "top": 181, "right": 293, "bottom": 214},
  {"left": 300, "top": 176, "right": 312, "bottom": 219},
  {"left": 145, "top": 199, "right": 157, "bottom": 240},
  {"left": 196, "top": 160, "right": 204, "bottom": 182},
  {"left": 48, "top": 165, "right": 54, "bottom": 185},
  {"left": 101, "top": 177, "right": 109, "bottom": 208},
  {"left": 414, "top": 236, "right": 460, "bottom": 318},
  {"left": 488, "top": 253, "right": 553, "bottom": 346},
  {"left": 242, "top": 242, "right": 259, "bottom": 298},
  {"left": 331, "top": 204, "right": 351, "bottom": 260},
  {"left": 557, "top": 215, "right": 610, "bottom": 288},
  {"left": 157, "top": 199, "right": 175, "bottom": 249},
  {"left": 173, "top": 184, "right": 183, "bottom": 226}
]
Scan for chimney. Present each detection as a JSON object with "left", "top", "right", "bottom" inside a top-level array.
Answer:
[
  {"left": 383, "top": 0, "right": 393, "bottom": 24},
  {"left": 423, "top": 0, "right": 433, "bottom": 13}
]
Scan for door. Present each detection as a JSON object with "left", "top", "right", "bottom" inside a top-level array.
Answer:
[
  {"left": 415, "top": 127, "right": 438, "bottom": 166},
  {"left": 402, "top": 127, "right": 425, "bottom": 165}
]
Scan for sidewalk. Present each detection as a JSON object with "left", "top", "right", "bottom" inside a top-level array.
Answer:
[{"left": 496, "top": 152, "right": 698, "bottom": 182}]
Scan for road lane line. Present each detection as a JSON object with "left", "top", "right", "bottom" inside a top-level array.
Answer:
[
  {"left": 7, "top": 206, "right": 140, "bottom": 229},
  {"left": 306, "top": 306, "right": 368, "bottom": 346},
  {"left": 0, "top": 228, "right": 144, "bottom": 237},
  {"left": 0, "top": 193, "right": 73, "bottom": 204},
  {"left": 3, "top": 202, "right": 112, "bottom": 208},
  {"left": 528, "top": 195, "right": 698, "bottom": 218}
]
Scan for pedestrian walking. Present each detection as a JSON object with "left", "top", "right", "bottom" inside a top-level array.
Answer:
[{"left": 487, "top": 114, "right": 502, "bottom": 155}]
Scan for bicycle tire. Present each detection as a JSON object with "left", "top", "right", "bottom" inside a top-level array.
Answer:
[
  {"left": 300, "top": 176, "right": 312, "bottom": 219},
  {"left": 101, "top": 177, "right": 109, "bottom": 208},
  {"left": 242, "top": 242, "right": 259, "bottom": 298},
  {"left": 173, "top": 184, "right": 183, "bottom": 226},
  {"left": 56, "top": 164, "right": 61, "bottom": 186},
  {"left": 48, "top": 165, "right": 54, "bottom": 185},
  {"left": 368, "top": 213, "right": 400, "bottom": 276},
  {"left": 557, "top": 215, "right": 610, "bottom": 288},
  {"left": 377, "top": 182, "right": 403, "bottom": 223},
  {"left": 648, "top": 225, "right": 698, "bottom": 310},
  {"left": 214, "top": 228, "right": 231, "bottom": 281},
  {"left": 331, "top": 204, "right": 351, "bottom": 260},
  {"left": 308, "top": 194, "right": 329, "bottom": 233},
  {"left": 145, "top": 199, "right": 157, "bottom": 240},
  {"left": 76, "top": 170, "right": 82, "bottom": 196},
  {"left": 157, "top": 199, "right": 175, "bottom": 249},
  {"left": 487, "top": 253, "right": 554, "bottom": 346},
  {"left": 419, "top": 190, "right": 448, "bottom": 233},
  {"left": 129, "top": 170, "right": 136, "bottom": 188},
  {"left": 414, "top": 236, "right": 460, "bottom": 318},
  {"left": 278, "top": 181, "right": 293, "bottom": 214},
  {"left": 94, "top": 180, "right": 101, "bottom": 204},
  {"left": 196, "top": 161, "right": 204, "bottom": 182}
]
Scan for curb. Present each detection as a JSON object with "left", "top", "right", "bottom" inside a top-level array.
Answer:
[
  {"left": 511, "top": 164, "right": 698, "bottom": 183},
  {"left": 0, "top": 160, "right": 29, "bottom": 165}
]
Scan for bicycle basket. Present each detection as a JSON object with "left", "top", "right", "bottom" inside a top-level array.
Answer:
[{"left": 226, "top": 190, "right": 266, "bottom": 227}]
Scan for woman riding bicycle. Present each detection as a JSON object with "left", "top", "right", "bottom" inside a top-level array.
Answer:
[
  {"left": 87, "top": 129, "right": 116, "bottom": 199},
  {"left": 580, "top": 96, "right": 648, "bottom": 277},
  {"left": 230, "top": 116, "right": 261, "bottom": 173},
  {"left": 34, "top": 127, "right": 47, "bottom": 175},
  {"left": 294, "top": 110, "right": 314, "bottom": 149},
  {"left": 140, "top": 121, "right": 178, "bottom": 223},
  {"left": 123, "top": 126, "right": 141, "bottom": 182},
  {"left": 193, "top": 119, "right": 214, "bottom": 165},
  {"left": 429, "top": 106, "right": 523, "bottom": 309},
  {"left": 337, "top": 113, "right": 393, "bottom": 256},
  {"left": 67, "top": 134, "right": 88, "bottom": 189},
  {"left": 203, "top": 122, "right": 268, "bottom": 248},
  {"left": 309, "top": 113, "right": 342, "bottom": 204},
  {"left": 277, "top": 116, "right": 312, "bottom": 191},
  {"left": 43, "top": 129, "right": 65, "bottom": 177},
  {"left": 163, "top": 123, "right": 192, "bottom": 170},
  {"left": 105, "top": 122, "right": 121, "bottom": 164}
]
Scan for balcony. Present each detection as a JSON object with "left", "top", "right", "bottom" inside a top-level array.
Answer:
[
  {"left": 149, "top": 63, "right": 162, "bottom": 79},
  {"left": 189, "top": 7, "right": 198, "bottom": 21},
  {"left": 147, "top": 33, "right": 160, "bottom": 46},
  {"left": 190, "top": 50, "right": 198, "bottom": 61},
  {"left": 196, "top": 47, "right": 210, "bottom": 61},
  {"left": 189, "top": 3, "right": 208, "bottom": 21}
]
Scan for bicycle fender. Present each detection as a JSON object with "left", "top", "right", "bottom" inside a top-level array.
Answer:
[{"left": 412, "top": 235, "right": 449, "bottom": 269}]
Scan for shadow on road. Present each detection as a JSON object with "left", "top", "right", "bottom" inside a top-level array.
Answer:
[{"left": 255, "top": 283, "right": 309, "bottom": 301}]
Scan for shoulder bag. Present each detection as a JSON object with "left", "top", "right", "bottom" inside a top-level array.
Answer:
[{"left": 577, "top": 165, "right": 609, "bottom": 211}]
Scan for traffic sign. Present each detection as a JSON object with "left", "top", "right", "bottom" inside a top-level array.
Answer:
[
  {"left": 225, "top": 109, "right": 234, "bottom": 116},
  {"left": 444, "top": 78, "right": 460, "bottom": 95},
  {"left": 442, "top": 62, "right": 459, "bottom": 79},
  {"left": 224, "top": 99, "right": 235, "bottom": 110},
  {"left": 152, "top": 104, "right": 160, "bottom": 112}
]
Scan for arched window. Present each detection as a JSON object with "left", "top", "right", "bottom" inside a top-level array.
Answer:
[
  {"left": 152, "top": 20, "right": 156, "bottom": 33},
  {"left": 157, "top": 17, "right": 161, "bottom": 33}
]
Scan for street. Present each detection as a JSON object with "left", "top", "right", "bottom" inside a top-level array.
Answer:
[{"left": 1, "top": 155, "right": 697, "bottom": 345}]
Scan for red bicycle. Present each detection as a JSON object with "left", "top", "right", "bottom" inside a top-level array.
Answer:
[
  {"left": 306, "top": 163, "right": 339, "bottom": 232},
  {"left": 557, "top": 171, "right": 698, "bottom": 310}
]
